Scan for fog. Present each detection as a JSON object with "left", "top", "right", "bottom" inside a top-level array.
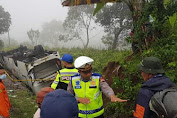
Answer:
[
  {"left": 0, "top": 0, "right": 106, "bottom": 49},
  {"left": 0, "top": 0, "right": 133, "bottom": 50},
  {"left": 0, "top": 0, "right": 68, "bottom": 42}
]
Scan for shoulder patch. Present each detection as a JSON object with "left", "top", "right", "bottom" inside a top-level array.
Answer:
[
  {"left": 100, "top": 77, "right": 105, "bottom": 82},
  {"left": 92, "top": 73, "right": 102, "bottom": 77},
  {"left": 134, "top": 104, "right": 145, "bottom": 118},
  {"left": 72, "top": 73, "right": 80, "bottom": 77}
]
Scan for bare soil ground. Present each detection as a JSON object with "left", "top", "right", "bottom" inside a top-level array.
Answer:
[{"left": 102, "top": 61, "right": 125, "bottom": 106}]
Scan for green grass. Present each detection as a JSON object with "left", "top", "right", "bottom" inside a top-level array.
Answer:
[
  {"left": 55, "top": 47, "right": 131, "bottom": 73},
  {"left": 6, "top": 47, "right": 133, "bottom": 118},
  {"left": 9, "top": 89, "right": 37, "bottom": 118}
]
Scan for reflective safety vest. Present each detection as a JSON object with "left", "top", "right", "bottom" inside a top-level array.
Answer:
[
  {"left": 51, "top": 68, "right": 78, "bottom": 90},
  {"left": 72, "top": 74, "right": 104, "bottom": 118}
]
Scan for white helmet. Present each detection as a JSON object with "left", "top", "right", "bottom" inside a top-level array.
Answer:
[{"left": 74, "top": 56, "right": 94, "bottom": 68}]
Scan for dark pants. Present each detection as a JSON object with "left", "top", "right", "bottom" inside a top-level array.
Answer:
[{"left": 79, "top": 114, "right": 104, "bottom": 118}]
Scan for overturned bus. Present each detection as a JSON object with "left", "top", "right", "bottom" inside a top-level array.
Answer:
[{"left": 0, "top": 45, "right": 62, "bottom": 93}]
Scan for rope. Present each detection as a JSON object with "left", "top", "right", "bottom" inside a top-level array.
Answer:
[{"left": 5, "top": 71, "right": 55, "bottom": 82}]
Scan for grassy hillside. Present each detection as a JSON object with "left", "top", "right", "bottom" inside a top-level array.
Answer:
[
  {"left": 6, "top": 47, "right": 177, "bottom": 118},
  {"left": 6, "top": 48, "right": 133, "bottom": 118}
]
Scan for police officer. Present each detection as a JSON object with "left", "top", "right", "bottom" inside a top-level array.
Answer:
[
  {"left": 51, "top": 54, "right": 78, "bottom": 90},
  {"left": 133, "top": 57, "right": 174, "bottom": 118},
  {"left": 67, "top": 56, "right": 127, "bottom": 118}
]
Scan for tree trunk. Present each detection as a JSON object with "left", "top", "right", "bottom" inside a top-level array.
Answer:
[
  {"left": 112, "top": 27, "right": 124, "bottom": 50},
  {"left": 85, "top": 27, "right": 89, "bottom": 48},
  {"left": 8, "top": 30, "right": 10, "bottom": 46},
  {"left": 112, "top": 33, "right": 119, "bottom": 49},
  {"left": 124, "top": 0, "right": 146, "bottom": 24}
]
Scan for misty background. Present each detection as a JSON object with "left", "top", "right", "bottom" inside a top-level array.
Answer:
[{"left": 0, "top": 0, "right": 132, "bottom": 49}]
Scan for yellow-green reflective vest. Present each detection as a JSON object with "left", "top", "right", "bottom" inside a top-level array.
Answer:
[
  {"left": 51, "top": 68, "right": 78, "bottom": 90},
  {"left": 72, "top": 74, "right": 104, "bottom": 118}
]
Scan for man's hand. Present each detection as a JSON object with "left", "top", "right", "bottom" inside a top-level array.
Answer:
[
  {"left": 110, "top": 95, "right": 127, "bottom": 103},
  {"left": 78, "top": 97, "right": 91, "bottom": 104}
]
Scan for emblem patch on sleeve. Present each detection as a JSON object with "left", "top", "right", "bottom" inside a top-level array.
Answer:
[{"left": 100, "top": 77, "right": 105, "bottom": 82}]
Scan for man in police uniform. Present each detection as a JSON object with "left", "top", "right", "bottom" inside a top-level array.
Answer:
[
  {"left": 51, "top": 54, "right": 78, "bottom": 90},
  {"left": 67, "top": 56, "right": 127, "bottom": 118}
]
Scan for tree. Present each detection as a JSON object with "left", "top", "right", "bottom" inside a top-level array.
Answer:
[
  {"left": 123, "top": 0, "right": 146, "bottom": 22},
  {"left": 0, "top": 40, "right": 4, "bottom": 50},
  {"left": 63, "top": 5, "right": 98, "bottom": 48},
  {"left": 0, "top": 6, "right": 11, "bottom": 35},
  {"left": 27, "top": 29, "right": 40, "bottom": 45},
  {"left": 95, "top": 2, "right": 132, "bottom": 49},
  {"left": 40, "top": 20, "right": 64, "bottom": 47},
  {"left": 132, "top": 0, "right": 177, "bottom": 50}
]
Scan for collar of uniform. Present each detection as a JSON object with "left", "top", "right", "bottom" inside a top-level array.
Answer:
[
  {"left": 80, "top": 76, "right": 92, "bottom": 82},
  {"left": 65, "top": 67, "right": 75, "bottom": 69}
]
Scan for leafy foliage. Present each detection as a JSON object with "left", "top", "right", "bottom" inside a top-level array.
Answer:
[
  {"left": 0, "top": 5, "right": 11, "bottom": 35},
  {"left": 133, "top": 0, "right": 177, "bottom": 50},
  {"left": 99, "top": 0, "right": 177, "bottom": 117},
  {"left": 93, "top": 3, "right": 106, "bottom": 16},
  {"left": 131, "top": 0, "right": 177, "bottom": 77}
]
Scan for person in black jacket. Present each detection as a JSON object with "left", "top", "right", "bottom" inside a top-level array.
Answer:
[{"left": 133, "top": 57, "right": 174, "bottom": 118}]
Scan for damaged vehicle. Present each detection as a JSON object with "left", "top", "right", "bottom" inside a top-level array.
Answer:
[{"left": 0, "top": 45, "right": 62, "bottom": 93}]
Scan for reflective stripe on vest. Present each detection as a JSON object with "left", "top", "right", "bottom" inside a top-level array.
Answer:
[
  {"left": 51, "top": 68, "right": 78, "bottom": 89},
  {"left": 60, "top": 68, "right": 78, "bottom": 84},
  {"left": 51, "top": 71, "right": 60, "bottom": 89},
  {"left": 79, "top": 106, "right": 103, "bottom": 114},
  {"left": 72, "top": 75, "right": 104, "bottom": 118}
]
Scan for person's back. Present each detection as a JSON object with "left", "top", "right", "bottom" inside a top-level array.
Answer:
[
  {"left": 40, "top": 89, "right": 79, "bottom": 118},
  {"left": 134, "top": 57, "right": 175, "bottom": 118},
  {"left": 51, "top": 54, "right": 78, "bottom": 90},
  {"left": 138, "top": 74, "right": 174, "bottom": 117}
]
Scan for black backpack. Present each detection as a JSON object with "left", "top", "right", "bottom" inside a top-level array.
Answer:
[{"left": 149, "top": 87, "right": 177, "bottom": 118}]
